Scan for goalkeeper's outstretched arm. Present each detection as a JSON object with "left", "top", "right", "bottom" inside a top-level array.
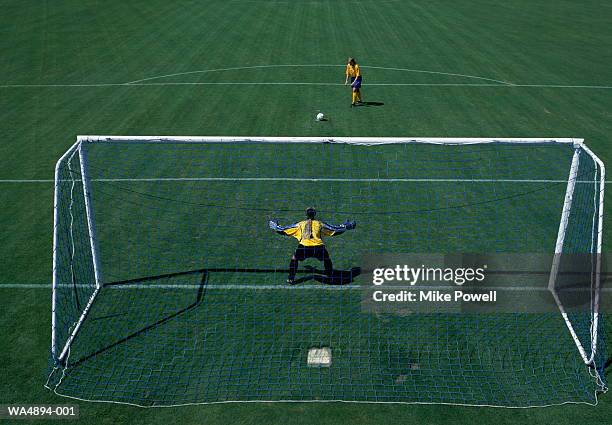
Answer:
[
  {"left": 322, "top": 220, "right": 357, "bottom": 236},
  {"left": 268, "top": 219, "right": 356, "bottom": 236},
  {"left": 268, "top": 220, "right": 297, "bottom": 235}
]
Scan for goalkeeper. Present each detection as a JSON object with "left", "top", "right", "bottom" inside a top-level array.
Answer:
[{"left": 269, "top": 207, "right": 356, "bottom": 284}]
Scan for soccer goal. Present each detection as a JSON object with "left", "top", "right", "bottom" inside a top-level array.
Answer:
[{"left": 46, "top": 136, "right": 607, "bottom": 407}]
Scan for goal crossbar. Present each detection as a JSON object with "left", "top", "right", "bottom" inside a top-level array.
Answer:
[{"left": 76, "top": 135, "right": 584, "bottom": 146}]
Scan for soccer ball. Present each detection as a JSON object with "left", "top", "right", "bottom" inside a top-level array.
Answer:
[{"left": 316, "top": 113, "right": 325, "bottom": 121}]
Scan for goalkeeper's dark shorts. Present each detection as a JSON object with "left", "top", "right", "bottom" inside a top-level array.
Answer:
[{"left": 294, "top": 244, "right": 330, "bottom": 261}]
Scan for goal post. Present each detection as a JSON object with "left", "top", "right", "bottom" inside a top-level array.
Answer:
[
  {"left": 548, "top": 142, "right": 605, "bottom": 367},
  {"left": 47, "top": 136, "right": 607, "bottom": 407},
  {"left": 50, "top": 141, "right": 103, "bottom": 366}
]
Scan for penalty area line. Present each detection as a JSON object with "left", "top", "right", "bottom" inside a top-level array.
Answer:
[
  {"left": 0, "top": 178, "right": 610, "bottom": 184},
  {"left": 0, "top": 283, "right": 360, "bottom": 290},
  {"left": 2, "top": 283, "right": 610, "bottom": 292}
]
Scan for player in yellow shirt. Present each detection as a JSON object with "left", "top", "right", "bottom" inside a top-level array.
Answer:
[
  {"left": 344, "top": 57, "right": 363, "bottom": 106},
  {"left": 269, "top": 207, "right": 356, "bottom": 284}
]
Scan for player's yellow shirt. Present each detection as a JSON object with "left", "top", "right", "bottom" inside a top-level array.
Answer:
[
  {"left": 282, "top": 219, "right": 336, "bottom": 246},
  {"left": 346, "top": 63, "right": 361, "bottom": 78}
]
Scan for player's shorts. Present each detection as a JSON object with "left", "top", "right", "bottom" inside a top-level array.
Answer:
[
  {"left": 350, "top": 76, "right": 362, "bottom": 89},
  {"left": 294, "top": 244, "right": 330, "bottom": 261}
]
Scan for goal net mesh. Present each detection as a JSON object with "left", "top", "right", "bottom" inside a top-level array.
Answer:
[{"left": 47, "top": 138, "right": 606, "bottom": 407}]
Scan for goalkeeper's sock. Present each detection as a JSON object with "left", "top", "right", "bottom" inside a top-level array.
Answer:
[
  {"left": 288, "top": 257, "right": 298, "bottom": 281},
  {"left": 324, "top": 258, "right": 334, "bottom": 276},
  {"left": 356, "top": 90, "right": 362, "bottom": 102},
  {"left": 351, "top": 91, "right": 357, "bottom": 105}
]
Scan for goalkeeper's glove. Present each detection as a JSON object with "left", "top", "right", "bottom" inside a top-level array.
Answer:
[
  {"left": 343, "top": 220, "right": 356, "bottom": 230},
  {"left": 269, "top": 220, "right": 281, "bottom": 231}
]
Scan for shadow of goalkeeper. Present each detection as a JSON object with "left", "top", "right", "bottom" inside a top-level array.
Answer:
[{"left": 292, "top": 266, "right": 362, "bottom": 285}]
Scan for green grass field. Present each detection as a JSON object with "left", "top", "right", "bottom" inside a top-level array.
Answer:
[{"left": 1, "top": 0, "right": 612, "bottom": 423}]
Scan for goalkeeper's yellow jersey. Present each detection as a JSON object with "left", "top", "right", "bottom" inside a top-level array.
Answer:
[{"left": 282, "top": 219, "right": 336, "bottom": 246}]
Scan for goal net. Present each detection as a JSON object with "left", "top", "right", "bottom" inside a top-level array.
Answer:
[{"left": 46, "top": 136, "right": 607, "bottom": 407}]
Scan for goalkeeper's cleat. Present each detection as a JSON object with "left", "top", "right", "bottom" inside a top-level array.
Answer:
[{"left": 286, "top": 278, "right": 295, "bottom": 285}]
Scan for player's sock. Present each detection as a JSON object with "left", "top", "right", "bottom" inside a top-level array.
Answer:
[
  {"left": 356, "top": 90, "right": 362, "bottom": 102},
  {"left": 324, "top": 258, "right": 334, "bottom": 276},
  {"left": 288, "top": 257, "right": 298, "bottom": 281},
  {"left": 352, "top": 91, "right": 357, "bottom": 105}
]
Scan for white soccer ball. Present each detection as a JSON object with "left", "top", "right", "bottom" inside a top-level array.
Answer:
[{"left": 316, "top": 113, "right": 325, "bottom": 121}]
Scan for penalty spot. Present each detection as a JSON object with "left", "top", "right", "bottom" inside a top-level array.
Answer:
[{"left": 307, "top": 347, "right": 332, "bottom": 367}]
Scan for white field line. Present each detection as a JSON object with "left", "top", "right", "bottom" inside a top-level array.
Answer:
[
  {"left": 1, "top": 64, "right": 610, "bottom": 89},
  {"left": 2, "top": 283, "right": 612, "bottom": 292},
  {"left": 1, "top": 177, "right": 611, "bottom": 184},
  {"left": 2, "top": 82, "right": 612, "bottom": 89},
  {"left": 123, "top": 64, "right": 513, "bottom": 85}
]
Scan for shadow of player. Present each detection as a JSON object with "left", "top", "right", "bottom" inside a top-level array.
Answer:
[{"left": 292, "top": 266, "right": 361, "bottom": 285}]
